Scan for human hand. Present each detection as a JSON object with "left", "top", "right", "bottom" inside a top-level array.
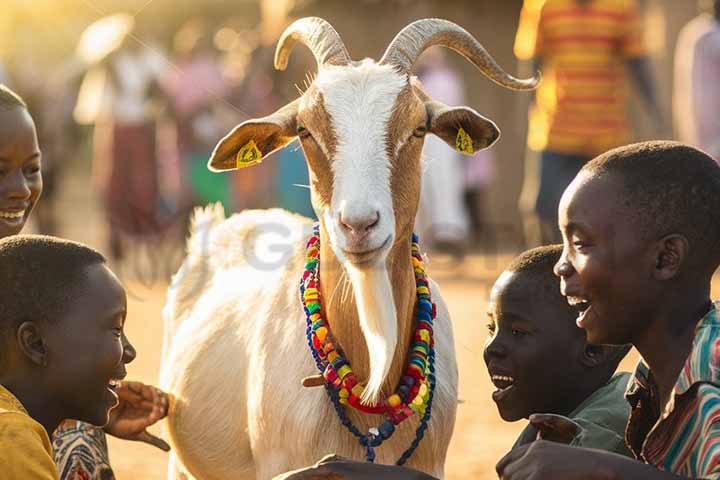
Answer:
[
  {"left": 274, "top": 454, "right": 438, "bottom": 479},
  {"left": 496, "top": 440, "right": 610, "bottom": 480},
  {"left": 104, "top": 380, "right": 170, "bottom": 451},
  {"left": 529, "top": 413, "right": 581, "bottom": 444}
]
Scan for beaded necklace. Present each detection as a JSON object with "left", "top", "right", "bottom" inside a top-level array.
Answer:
[{"left": 300, "top": 223, "right": 436, "bottom": 464}]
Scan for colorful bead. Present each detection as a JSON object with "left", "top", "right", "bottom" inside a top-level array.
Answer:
[
  {"left": 388, "top": 394, "right": 401, "bottom": 407},
  {"left": 316, "top": 326, "right": 328, "bottom": 342}
]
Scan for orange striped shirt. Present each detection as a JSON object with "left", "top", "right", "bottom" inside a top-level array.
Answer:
[{"left": 514, "top": 0, "right": 645, "bottom": 156}]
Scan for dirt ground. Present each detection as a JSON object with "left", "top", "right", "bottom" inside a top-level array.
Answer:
[{"left": 52, "top": 171, "right": 719, "bottom": 479}]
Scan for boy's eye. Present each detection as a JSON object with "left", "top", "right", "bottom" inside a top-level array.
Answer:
[
  {"left": 511, "top": 328, "right": 528, "bottom": 337},
  {"left": 112, "top": 328, "right": 123, "bottom": 338}
]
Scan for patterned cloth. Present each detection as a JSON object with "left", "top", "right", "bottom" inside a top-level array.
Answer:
[
  {"left": 625, "top": 301, "right": 720, "bottom": 478},
  {"left": 53, "top": 420, "right": 115, "bottom": 480},
  {"left": 514, "top": 0, "right": 645, "bottom": 156}
]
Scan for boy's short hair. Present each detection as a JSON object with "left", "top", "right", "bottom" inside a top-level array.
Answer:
[
  {"left": 582, "top": 141, "right": 720, "bottom": 272},
  {"left": 0, "top": 84, "right": 27, "bottom": 111},
  {"left": 0, "top": 235, "right": 106, "bottom": 334},
  {"left": 506, "top": 244, "right": 568, "bottom": 308}
]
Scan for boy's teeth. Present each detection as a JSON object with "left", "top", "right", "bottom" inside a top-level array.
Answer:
[
  {"left": 492, "top": 375, "right": 514, "bottom": 382},
  {"left": 0, "top": 211, "right": 24, "bottom": 219}
]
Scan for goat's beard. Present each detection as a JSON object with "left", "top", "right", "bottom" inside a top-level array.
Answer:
[{"left": 345, "top": 262, "right": 397, "bottom": 406}]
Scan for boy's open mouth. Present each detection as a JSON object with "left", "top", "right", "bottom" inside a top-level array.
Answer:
[
  {"left": 566, "top": 296, "right": 592, "bottom": 328},
  {"left": 490, "top": 374, "right": 516, "bottom": 402}
]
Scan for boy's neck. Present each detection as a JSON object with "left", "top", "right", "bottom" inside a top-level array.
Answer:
[
  {"left": 1, "top": 377, "right": 63, "bottom": 436},
  {"left": 633, "top": 286, "right": 712, "bottom": 405}
]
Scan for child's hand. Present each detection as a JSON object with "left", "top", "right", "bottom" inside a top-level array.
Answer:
[
  {"left": 529, "top": 413, "right": 581, "bottom": 444},
  {"left": 104, "top": 381, "right": 170, "bottom": 451},
  {"left": 496, "top": 440, "right": 683, "bottom": 480},
  {"left": 274, "top": 454, "right": 438, "bottom": 479}
]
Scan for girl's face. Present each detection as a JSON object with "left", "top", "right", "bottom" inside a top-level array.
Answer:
[{"left": 0, "top": 107, "right": 42, "bottom": 238}]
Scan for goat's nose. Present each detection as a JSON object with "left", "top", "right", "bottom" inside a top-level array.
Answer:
[{"left": 339, "top": 209, "right": 380, "bottom": 235}]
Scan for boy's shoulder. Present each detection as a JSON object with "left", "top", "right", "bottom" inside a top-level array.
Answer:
[
  {"left": 0, "top": 386, "right": 57, "bottom": 479},
  {"left": 569, "top": 372, "right": 632, "bottom": 456}
]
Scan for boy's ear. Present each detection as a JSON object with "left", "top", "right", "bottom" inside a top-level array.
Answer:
[
  {"left": 208, "top": 98, "right": 300, "bottom": 172},
  {"left": 426, "top": 100, "right": 500, "bottom": 155},
  {"left": 653, "top": 234, "right": 689, "bottom": 281},
  {"left": 17, "top": 321, "right": 47, "bottom": 367},
  {"left": 580, "top": 343, "right": 631, "bottom": 369}
]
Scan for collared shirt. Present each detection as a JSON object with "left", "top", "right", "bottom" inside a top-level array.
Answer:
[
  {"left": 513, "top": 372, "right": 633, "bottom": 455},
  {"left": 674, "top": 14, "right": 720, "bottom": 161},
  {"left": 626, "top": 301, "right": 720, "bottom": 478},
  {"left": 0, "top": 384, "right": 59, "bottom": 479},
  {"left": 514, "top": 0, "right": 645, "bottom": 156}
]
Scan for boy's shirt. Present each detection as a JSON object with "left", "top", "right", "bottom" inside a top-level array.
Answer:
[
  {"left": 0, "top": 384, "right": 59, "bottom": 480},
  {"left": 625, "top": 301, "right": 720, "bottom": 478},
  {"left": 513, "top": 372, "right": 632, "bottom": 455}
]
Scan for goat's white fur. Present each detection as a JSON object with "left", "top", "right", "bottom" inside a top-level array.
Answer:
[
  {"left": 161, "top": 207, "right": 458, "bottom": 479},
  {"left": 315, "top": 62, "right": 407, "bottom": 403}
]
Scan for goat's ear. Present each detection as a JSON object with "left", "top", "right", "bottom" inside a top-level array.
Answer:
[
  {"left": 426, "top": 100, "right": 500, "bottom": 155},
  {"left": 208, "top": 99, "right": 300, "bottom": 172}
]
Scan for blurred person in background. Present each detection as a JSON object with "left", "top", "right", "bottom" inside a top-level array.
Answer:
[
  {"left": 674, "top": 0, "right": 720, "bottom": 162},
  {"left": 92, "top": 34, "right": 167, "bottom": 262},
  {"left": 415, "top": 48, "right": 475, "bottom": 252},
  {"left": 162, "top": 18, "right": 231, "bottom": 213},
  {"left": 515, "top": 0, "right": 665, "bottom": 244}
]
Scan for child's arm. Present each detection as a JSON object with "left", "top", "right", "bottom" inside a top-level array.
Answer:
[{"left": 496, "top": 441, "right": 693, "bottom": 480}]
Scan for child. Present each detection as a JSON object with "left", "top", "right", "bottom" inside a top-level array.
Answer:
[
  {"left": 484, "top": 245, "right": 631, "bottom": 454},
  {"left": 0, "top": 84, "right": 169, "bottom": 479},
  {"left": 0, "top": 84, "right": 42, "bottom": 238},
  {"left": 497, "top": 141, "right": 720, "bottom": 479}
]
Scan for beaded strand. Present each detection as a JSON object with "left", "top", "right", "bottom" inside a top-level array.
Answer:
[{"left": 299, "top": 224, "right": 437, "bottom": 463}]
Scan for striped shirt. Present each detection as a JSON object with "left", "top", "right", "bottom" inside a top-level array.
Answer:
[
  {"left": 625, "top": 301, "right": 720, "bottom": 478},
  {"left": 514, "top": 0, "right": 645, "bottom": 156}
]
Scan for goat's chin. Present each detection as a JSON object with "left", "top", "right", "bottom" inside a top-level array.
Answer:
[{"left": 345, "top": 262, "right": 397, "bottom": 406}]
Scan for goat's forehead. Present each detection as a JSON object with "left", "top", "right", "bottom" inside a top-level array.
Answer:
[{"left": 312, "top": 62, "right": 408, "bottom": 117}]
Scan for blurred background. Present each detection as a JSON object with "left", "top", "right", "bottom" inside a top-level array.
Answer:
[{"left": 2, "top": 0, "right": 718, "bottom": 478}]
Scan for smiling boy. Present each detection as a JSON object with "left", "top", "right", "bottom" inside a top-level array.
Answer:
[
  {"left": 485, "top": 245, "right": 631, "bottom": 454},
  {"left": 497, "top": 141, "right": 720, "bottom": 479},
  {"left": 0, "top": 235, "right": 134, "bottom": 479}
]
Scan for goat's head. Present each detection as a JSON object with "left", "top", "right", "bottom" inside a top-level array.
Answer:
[{"left": 209, "top": 18, "right": 539, "bottom": 403}]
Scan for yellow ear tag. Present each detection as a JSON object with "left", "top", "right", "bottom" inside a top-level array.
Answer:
[
  {"left": 455, "top": 127, "right": 474, "bottom": 154},
  {"left": 236, "top": 140, "right": 263, "bottom": 168}
]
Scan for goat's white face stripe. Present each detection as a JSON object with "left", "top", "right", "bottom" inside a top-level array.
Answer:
[{"left": 315, "top": 62, "right": 406, "bottom": 256}]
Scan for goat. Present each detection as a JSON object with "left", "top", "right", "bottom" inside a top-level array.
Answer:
[{"left": 160, "top": 17, "right": 538, "bottom": 480}]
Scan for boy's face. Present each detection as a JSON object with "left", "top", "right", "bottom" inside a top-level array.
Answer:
[
  {"left": 483, "top": 270, "right": 586, "bottom": 421},
  {"left": 43, "top": 263, "right": 136, "bottom": 426},
  {"left": 556, "top": 172, "right": 658, "bottom": 345},
  {"left": 0, "top": 107, "right": 42, "bottom": 238}
]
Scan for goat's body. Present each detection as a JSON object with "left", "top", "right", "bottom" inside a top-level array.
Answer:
[{"left": 160, "top": 207, "right": 458, "bottom": 479}]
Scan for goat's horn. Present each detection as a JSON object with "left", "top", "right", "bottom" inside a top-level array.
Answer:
[
  {"left": 380, "top": 18, "right": 539, "bottom": 91},
  {"left": 275, "top": 17, "right": 351, "bottom": 71}
]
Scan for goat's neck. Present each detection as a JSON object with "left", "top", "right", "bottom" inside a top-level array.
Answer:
[{"left": 319, "top": 225, "right": 416, "bottom": 395}]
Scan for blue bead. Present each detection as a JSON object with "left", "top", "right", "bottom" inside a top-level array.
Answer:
[
  {"left": 370, "top": 435, "right": 383, "bottom": 447},
  {"left": 401, "top": 375, "right": 415, "bottom": 387},
  {"left": 398, "top": 385, "right": 410, "bottom": 399},
  {"left": 418, "top": 299, "right": 432, "bottom": 312},
  {"left": 379, "top": 420, "right": 395, "bottom": 439},
  {"left": 417, "top": 311, "right": 432, "bottom": 322}
]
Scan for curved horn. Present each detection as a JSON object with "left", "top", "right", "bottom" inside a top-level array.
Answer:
[
  {"left": 380, "top": 18, "right": 540, "bottom": 91},
  {"left": 275, "top": 17, "right": 351, "bottom": 71}
]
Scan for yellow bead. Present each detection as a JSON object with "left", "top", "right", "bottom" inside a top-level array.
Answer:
[
  {"left": 338, "top": 365, "right": 351, "bottom": 379},
  {"left": 412, "top": 257, "right": 421, "bottom": 267},
  {"left": 316, "top": 326, "right": 328, "bottom": 342},
  {"left": 327, "top": 351, "right": 339, "bottom": 362},
  {"left": 417, "top": 286, "right": 430, "bottom": 295},
  {"left": 339, "top": 388, "right": 349, "bottom": 398},
  {"left": 388, "top": 394, "right": 401, "bottom": 407},
  {"left": 304, "top": 288, "right": 318, "bottom": 296},
  {"left": 352, "top": 384, "right": 364, "bottom": 396},
  {"left": 419, "top": 383, "right": 428, "bottom": 397},
  {"left": 310, "top": 313, "right": 321, "bottom": 322},
  {"left": 420, "top": 330, "right": 430, "bottom": 343},
  {"left": 339, "top": 398, "right": 348, "bottom": 405},
  {"left": 412, "top": 395, "right": 424, "bottom": 406}
]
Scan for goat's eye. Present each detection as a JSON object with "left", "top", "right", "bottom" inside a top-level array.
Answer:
[
  {"left": 412, "top": 126, "right": 427, "bottom": 138},
  {"left": 297, "top": 124, "right": 311, "bottom": 139}
]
